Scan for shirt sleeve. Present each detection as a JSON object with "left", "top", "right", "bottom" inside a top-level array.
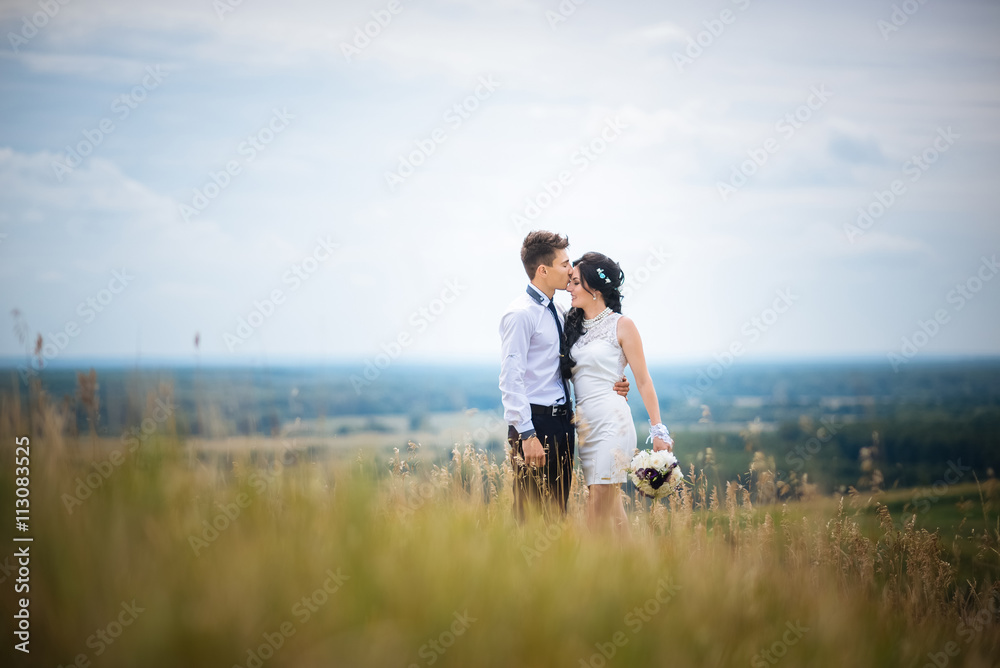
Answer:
[{"left": 499, "top": 308, "right": 534, "bottom": 436}]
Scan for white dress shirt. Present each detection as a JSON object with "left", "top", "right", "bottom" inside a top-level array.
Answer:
[{"left": 499, "top": 283, "right": 568, "bottom": 438}]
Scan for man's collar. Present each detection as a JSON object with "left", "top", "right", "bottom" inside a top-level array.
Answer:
[{"left": 526, "top": 283, "right": 551, "bottom": 306}]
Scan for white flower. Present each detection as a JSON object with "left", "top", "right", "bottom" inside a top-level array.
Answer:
[{"left": 628, "top": 448, "right": 683, "bottom": 500}]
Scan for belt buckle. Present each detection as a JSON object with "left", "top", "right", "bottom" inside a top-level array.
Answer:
[{"left": 551, "top": 405, "right": 560, "bottom": 417}]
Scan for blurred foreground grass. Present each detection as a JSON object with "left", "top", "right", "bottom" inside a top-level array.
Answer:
[{"left": 1, "top": 381, "right": 999, "bottom": 668}]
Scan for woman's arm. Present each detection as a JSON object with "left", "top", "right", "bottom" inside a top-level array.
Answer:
[{"left": 618, "top": 316, "right": 672, "bottom": 452}]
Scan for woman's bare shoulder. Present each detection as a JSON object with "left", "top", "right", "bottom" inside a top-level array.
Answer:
[{"left": 616, "top": 314, "right": 639, "bottom": 339}]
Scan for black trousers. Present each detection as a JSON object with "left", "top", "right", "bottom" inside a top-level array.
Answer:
[{"left": 508, "top": 409, "right": 575, "bottom": 523}]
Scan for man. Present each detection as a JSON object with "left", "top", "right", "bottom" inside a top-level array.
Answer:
[{"left": 499, "top": 231, "right": 629, "bottom": 522}]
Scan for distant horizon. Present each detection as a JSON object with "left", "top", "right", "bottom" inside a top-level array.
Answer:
[{"left": 3, "top": 353, "right": 1000, "bottom": 371}]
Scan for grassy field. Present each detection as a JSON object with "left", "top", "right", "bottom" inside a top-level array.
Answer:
[{"left": 1, "top": 383, "right": 999, "bottom": 668}]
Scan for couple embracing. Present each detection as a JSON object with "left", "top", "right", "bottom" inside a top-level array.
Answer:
[{"left": 499, "top": 231, "right": 673, "bottom": 533}]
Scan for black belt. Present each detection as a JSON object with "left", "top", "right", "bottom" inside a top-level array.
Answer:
[{"left": 530, "top": 403, "right": 571, "bottom": 417}]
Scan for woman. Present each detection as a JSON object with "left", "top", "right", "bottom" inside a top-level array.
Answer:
[{"left": 561, "top": 252, "right": 673, "bottom": 534}]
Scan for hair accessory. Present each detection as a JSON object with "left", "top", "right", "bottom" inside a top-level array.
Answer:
[{"left": 596, "top": 267, "right": 611, "bottom": 284}]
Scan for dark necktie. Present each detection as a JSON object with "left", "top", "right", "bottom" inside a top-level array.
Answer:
[
  {"left": 546, "top": 300, "right": 570, "bottom": 405},
  {"left": 546, "top": 300, "right": 564, "bottom": 341}
]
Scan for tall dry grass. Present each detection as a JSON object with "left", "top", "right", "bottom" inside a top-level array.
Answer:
[{"left": 0, "top": 374, "right": 998, "bottom": 667}]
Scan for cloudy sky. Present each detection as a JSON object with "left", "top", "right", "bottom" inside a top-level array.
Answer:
[{"left": 1, "top": 0, "right": 998, "bottom": 367}]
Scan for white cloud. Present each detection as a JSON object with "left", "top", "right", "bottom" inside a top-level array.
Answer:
[{"left": 0, "top": 0, "right": 998, "bottom": 360}]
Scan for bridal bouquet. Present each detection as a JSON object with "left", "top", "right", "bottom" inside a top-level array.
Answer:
[{"left": 628, "top": 449, "right": 684, "bottom": 499}]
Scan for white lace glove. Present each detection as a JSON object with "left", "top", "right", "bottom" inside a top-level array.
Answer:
[{"left": 646, "top": 421, "right": 673, "bottom": 447}]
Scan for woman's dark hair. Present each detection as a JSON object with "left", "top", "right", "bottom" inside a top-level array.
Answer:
[{"left": 560, "top": 252, "right": 625, "bottom": 381}]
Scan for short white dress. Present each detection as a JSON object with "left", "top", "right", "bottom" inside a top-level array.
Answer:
[{"left": 570, "top": 311, "right": 636, "bottom": 485}]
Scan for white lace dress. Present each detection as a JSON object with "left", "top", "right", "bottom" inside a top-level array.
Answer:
[{"left": 570, "top": 311, "right": 636, "bottom": 485}]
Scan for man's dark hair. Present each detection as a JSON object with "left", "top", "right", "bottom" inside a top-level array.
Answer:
[{"left": 520, "top": 231, "right": 570, "bottom": 279}]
